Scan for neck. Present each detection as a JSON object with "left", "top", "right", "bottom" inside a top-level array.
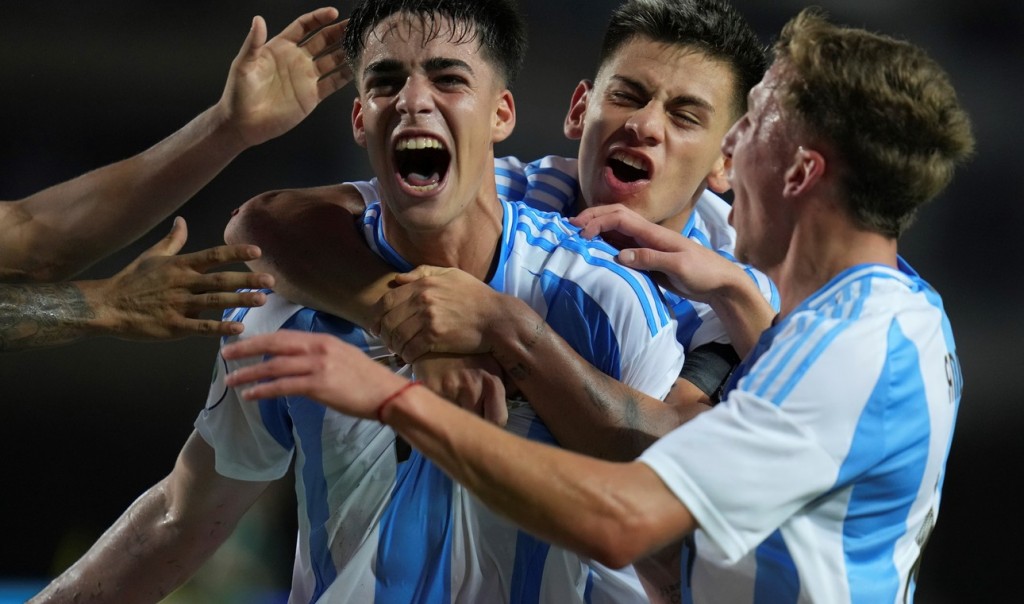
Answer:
[
  {"left": 771, "top": 206, "right": 898, "bottom": 320},
  {"left": 382, "top": 192, "right": 504, "bottom": 281}
]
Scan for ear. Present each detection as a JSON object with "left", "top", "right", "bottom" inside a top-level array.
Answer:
[
  {"left": 491, "top": 89, "right": 516, "bottom": 144},
  {"left": 352, "top": 97, "right": 367, "bottom": 148},
  {"left": 563, "top": 80, "right": 592, "bottom": 140},
  {"left": 783, "top": 146, "right": 826, "bottom": 197},
  {"left": 706, "top": 154, "right": 731, "bottom": 194}
]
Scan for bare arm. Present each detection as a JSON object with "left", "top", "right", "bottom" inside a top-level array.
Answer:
[
  {"left": 29, "top": 431, "right": 270, "bottom": 604},
  {"left": 225, "top": 185, "right": 396, "bottom": 330},
  {"left": 221, "top": 330, "right": 697, "bottom": 569},
  {"left": 1, "top": 217, "right": 273, "bottom": 351},
  {"left": 1, "top": 7, "right": 348, "bottom": 282},
  {"left": 377, "top": 266, "right": 708, "bottom": 461}
]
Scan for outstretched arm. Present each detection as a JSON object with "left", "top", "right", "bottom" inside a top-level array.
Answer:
[
  {"left": 29, "top": 431, "right": 270, "bottom": 604},
  {"left": 1, "top": 7, "right": 348, "bottom": 282},
  {"left": 1, "top": 217, "right": 273, "bottom": 351},
  {"left": 222, "top": 330, "right": 697, "bottom": 569}
]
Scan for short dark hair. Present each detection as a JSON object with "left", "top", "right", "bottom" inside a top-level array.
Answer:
[
  {"left": 598, "top": 0, "right": 767, "bottom": 116},
  {"left": 775, "top": 8, "right": 975, "bottom": 237},
  {"left": 343, "top": 0, "right": 527, "bottom": 88}
]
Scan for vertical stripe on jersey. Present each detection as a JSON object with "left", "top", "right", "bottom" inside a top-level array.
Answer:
[
  {"left": 291, "top": 400, "right": 337, "bottom": 602},
  {"left": 277, "top": 309, "right": 371, "bottom": 602},
  {"left": 838, "top": 321, "right": 930, "bottom": 604},
  {"left": 753, "top": 529, "right": 799, "bottom": 603},
  {"left": 539, "top": 270, "right": 622, "bottom": 380},
  {"left": 510, "top": 417, "right": 558, "bottom": 603},
  {"left": 376, "top": 451, "right": 454, "bottom": 603}
]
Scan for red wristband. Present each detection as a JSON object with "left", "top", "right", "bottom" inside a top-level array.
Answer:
[{"left": 377, "top": 380, "right": 422, "bottom": 424}]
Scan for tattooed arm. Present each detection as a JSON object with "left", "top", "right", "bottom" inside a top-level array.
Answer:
[{"left": 0, "top": 218, "right": 272, "bottom": 351}]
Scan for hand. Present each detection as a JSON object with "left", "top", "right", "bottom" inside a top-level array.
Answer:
[
  {"left": 222, "top": 330, "right": 407, "bottom": 419},
  {"left": 414, "top": 354, "right": 509, "bottom": 426},
  {"left": 219, "top": 7, "right": 351, "bottom": 147},
  {"left": 373, "top": 266, "right": 509, "bottom": 362},
  {"left": 571, "top": 204, "right": 740, "bottom": 303},
  {"left": 83, "top": 217, "right": 274, "bottom": 339}
]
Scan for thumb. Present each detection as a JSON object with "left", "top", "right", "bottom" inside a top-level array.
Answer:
[
  {"left": 236, "top": 15, "right": 267, "bottom": 64},
  {"left": 152, "top": 216, "right": 189, "bottom": 257}
]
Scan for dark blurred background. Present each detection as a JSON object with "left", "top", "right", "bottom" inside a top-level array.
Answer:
[{"left": 1, "top": 1, "right": 1021, "bottom": 602}]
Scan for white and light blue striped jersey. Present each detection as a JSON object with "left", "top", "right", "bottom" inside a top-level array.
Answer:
[
  {"left": 355, "top": 155, "right": 780, "bottom": 352},
  {"left": 196, "top": 199, "right": 684, "bottom": 604},
  {"left": 638, "top": 260, "right": 961, "bottom": 604},
  {"left": 493, "top": 155, "right": 779, "bottom": 350}
]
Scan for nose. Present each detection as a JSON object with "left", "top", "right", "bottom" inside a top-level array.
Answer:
[
  {"left": 624, "top": 102, "right": 664, "bottom": 146},
  {"left": 396, "top": 75, "right": 433, "bottom": 116},
  {"left": 721, "top": 121, "right": 738, "bottom": 158}
]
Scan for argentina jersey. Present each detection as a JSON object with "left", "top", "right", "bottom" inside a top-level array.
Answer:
[
  {"left": 492, "top": 155, "right": 779, "bottom": 351},
  {"left": 637, "top": 260, "right": 960, "bottom": 604},
  {"left": 196, "top": 197, "right": 683, "bottom": 603},
  {"left": 348, "top": 156, "right": 779, "bottom": 354}
]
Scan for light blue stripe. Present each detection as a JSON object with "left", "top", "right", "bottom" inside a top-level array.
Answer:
[
  {"left": 838, "top": 321, "right": 930, "bottom": 603},
  {"left": 516, "top": 222, "right": 663, "bottom": 337},
  {"left": 539, "top": 270, "right": 622, "bottom": 379},
  {"left": 664, "top": 290, "right": 700, "bottom": 351},
  {"left": 752, "top": 314, "right": 822, "bottom": 400},
  {"left": 376, "top": 451, "right": 454, "bottom": 603}
]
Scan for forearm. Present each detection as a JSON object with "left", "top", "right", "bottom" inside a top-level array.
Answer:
[
  {"left": 705, "top": 273, "right": 776, "bottom": 358},
  {"left": 30, "top": 482, "right": 230, "bottom": 604},
  {"left": 490, "top": 299, "right": 685, "bottom": 461},
  {"left": 15, "top": 105, "right": 247, "bottom": 281},
  {"left": 0, "top": 282, "right": 102, "bottom": 350},
  {"left": 384, "top": 384, "right": 686, "bottom": 568}
]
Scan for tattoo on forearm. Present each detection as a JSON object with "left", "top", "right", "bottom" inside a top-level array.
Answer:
[
  {"left": 503, "top": 319, "right": 546, "bottom": 382},
  {"left": 0, "top": 283, "right": 94, "bottom": 351}
]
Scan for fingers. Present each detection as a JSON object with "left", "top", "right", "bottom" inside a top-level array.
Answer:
[
  {"left": 279, "top": 7, "right": 341, "bottom": 46},
  {"left": 394, "top": 265, "right": 447, "bottom": 285},
  {"left": 480, "top": 376, "right": 509, "bottom": 427},
  {"left": 181, "top": 269, "right": 274, "bottom": 295},
  {"left": 222, "top": 330, "right": 319, "bottom": 360},
  {"left": 179, "top": 243, "right": 267, "bottom": 273},
  {"left": 224, "top": 353, "right": 313, "bottom": 389},
  {"left": 236, "top": 15, "right": 268, "bottom": 64}
]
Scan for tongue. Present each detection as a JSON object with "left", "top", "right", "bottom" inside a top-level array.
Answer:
[{"left": 407, "top": 171, "right": 440, "bottom": 186}]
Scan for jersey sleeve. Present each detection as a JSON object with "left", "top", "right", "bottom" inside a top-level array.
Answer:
[
  {"left": 637, "top": 314, "right": 890, "bottom": 562},
  {"left": 496, "top": 155, "right": 580, "bottom": 215},
  {"left": 194, "top": 296, "right": 303, "bottom": 482}
]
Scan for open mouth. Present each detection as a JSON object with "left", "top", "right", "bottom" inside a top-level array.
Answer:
[
  {"left": 395, "top": 136, "right": 451, "bottom": 192},
  {"left": 608, "top": 151, "right": 650, "bottom": 183}
]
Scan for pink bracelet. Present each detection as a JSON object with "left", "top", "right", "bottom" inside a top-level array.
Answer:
[{"left": 377, "top": 380, "right": 422, "bottom": 423}]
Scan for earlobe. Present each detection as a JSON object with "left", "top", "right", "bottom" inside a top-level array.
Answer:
[
  {"left": 492, "top": 90, "right": 517, "bottom": 143},
  {"left": 352, "top": 97, "right": 367, "bottom": 147},
  {"left": 563, "top": 80, "right": 592, "bottom": 140}
]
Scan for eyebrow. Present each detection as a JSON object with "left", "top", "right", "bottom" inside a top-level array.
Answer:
[
  {"left": 363, "top": 57, "right": 474, "bottom": 79},
  {"left": 610, "top": 75, "right": 716, "bottom": 114}
]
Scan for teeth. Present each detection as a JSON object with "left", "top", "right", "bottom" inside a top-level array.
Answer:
[
  {"left": 396, "top": 137, "right": 445, "bottom": 151},
  {"left": 611, "top": 151, "right": 646, "bottom": 171}
]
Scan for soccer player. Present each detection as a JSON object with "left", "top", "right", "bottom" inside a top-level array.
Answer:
[
  {"left": 223, "top": 7, "right": 975, "bottom": 602},
  {"left": 28, "top": 1, "right": 682, "bottom": 602},
  {"left": 0, "top": 7, "right": 348, "bottom": 351},
  {"left": 227, "top": 0, "right": 778, "bottom": 437}
]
